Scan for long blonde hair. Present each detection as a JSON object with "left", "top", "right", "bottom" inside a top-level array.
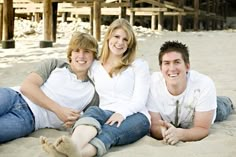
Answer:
[{"left": 99, "top": 18, "right": 137, "bottom": 75}]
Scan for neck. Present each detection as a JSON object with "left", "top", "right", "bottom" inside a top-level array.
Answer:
[
  {"left": 76, "top": 72, "right": 88, "bottom": 81},
  {"left": 167, "top": 80, "right": 187, "bottom": 96}
]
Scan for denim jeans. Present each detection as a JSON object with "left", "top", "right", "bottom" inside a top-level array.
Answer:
[
  {"left": 0, "top": 88, "right": 35, "bottom": 143},
  {"left": 215, "top": 96, "right": 234, "bottom": 122},
  {"left": 74, "top": 106, "right": 150, "bottom": 156}
]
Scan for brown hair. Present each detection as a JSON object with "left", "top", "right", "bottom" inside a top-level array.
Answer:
[
  {"left": 67, "top": 32, "right": 98, "bottom": 62},
  {"left": 159, "top": 40, "right": 189, "bottom": 66}
]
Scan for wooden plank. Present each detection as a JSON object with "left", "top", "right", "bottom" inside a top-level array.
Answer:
[{"left": 129, "top": 7, "right": 167, "bottom": 12}]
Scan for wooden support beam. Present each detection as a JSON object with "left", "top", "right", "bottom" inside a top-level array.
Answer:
[
  {"left": 2, "top": 0, "right": 15, "bottom": 48},
  {"left": 119, "top": 0, "right": 126, "bottom": 19},
  {"left": 130, "top": 0, "right": 135, "bottom": 26},
  {"left": 158, "top": 0, "right": 164, "bottom": 31},
  {"left": 0, "top": 4, "right": 2, "bottom": 41},
  {"left": 40, "top": 0, "right": 53, "bottom": 48},
  {"left": 151, "top": 4, "right": 156, "bottom": 30},
  {"left": 93, "top": 0, "right": 101, "bottom": 41},
  {"left": 90, "top": 6, "right": 93, "bottom": 35},
  {"left": 129, "top": 8, "right": 167, "bottom": 12},
  {"left": 194, "top": 0, "right": 199, "bottom": 31},
  {"left": 52, "top": 2, "right": 58, "bottom": 42}
]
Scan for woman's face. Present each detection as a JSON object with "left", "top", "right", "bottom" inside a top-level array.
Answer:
[{"left": 108, "top": 28, "right": 128, "bottom": 58}]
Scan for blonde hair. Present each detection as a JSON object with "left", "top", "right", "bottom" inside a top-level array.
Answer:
[
  {"left": 99, "top": 18, "right": 137, "bottom": 75},
  {"left": 67, "top": 32, "right": 98, "bottom": 62}
]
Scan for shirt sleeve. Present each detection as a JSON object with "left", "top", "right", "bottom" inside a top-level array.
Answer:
[
  {"left": 113, "top": 59, "right": 151, "bottom": 119},
  {"left": 34, "top": 59, "right": 68, "bottom": 83},
  {"left": 195, "top": 76, "right": 217, "bottom": 112}
]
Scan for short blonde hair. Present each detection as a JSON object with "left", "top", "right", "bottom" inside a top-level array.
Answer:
[
  {"left": 67, "top": 32, "right": 98, "bottom": 62},
  {"left": 99, "top": 18, "right": 137, "bottom": 75}
]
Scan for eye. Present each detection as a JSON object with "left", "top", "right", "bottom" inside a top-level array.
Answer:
[
  {"left": 114, "top": 35, "right": 120, "bottom": 39},
  {"left": 163, "top": 62, "right": 169, "bottom": 65},
  {"left": 84, "top": 50, "right": 91, "bottom": 53}
]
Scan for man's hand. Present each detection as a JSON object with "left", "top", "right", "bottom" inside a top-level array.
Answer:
[
  {"left": 163, "top": 122, "right": 183, "bottom": 145},
  {"left": 55, "top": 106, "right": 81, "bottom": 128}
]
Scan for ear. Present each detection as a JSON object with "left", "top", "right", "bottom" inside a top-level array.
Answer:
[{"left": 186, "top": 63, "right": 190, "bottom": 72}]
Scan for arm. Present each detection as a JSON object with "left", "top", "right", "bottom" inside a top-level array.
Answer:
[
  {"left": 114, "top": 59, "right": 150, "bottom": 118},
  {"left": 163, "top": 109, "right": 215, "bottom": 145},
  {"left": 20, "top": 72, "right": 80, "bottom": 127}
]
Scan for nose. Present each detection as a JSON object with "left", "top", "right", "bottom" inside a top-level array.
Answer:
[
  {"left": 117, "top": 38, "right": 124, "bottom": 45},
  {"left": 78, "top": 51, "right": 85, "bottom": 58},
  {"left": 169, "top": 63, "right": 176, "bottom": 70}
]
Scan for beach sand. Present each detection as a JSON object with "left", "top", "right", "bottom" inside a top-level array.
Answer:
[{"left": 0, "top": 29, "right": 236, "bottom": 157}]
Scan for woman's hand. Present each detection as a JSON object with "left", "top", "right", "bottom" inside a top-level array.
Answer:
[{"left": 105, "top": 113, "right": 124, "bottom": 127}]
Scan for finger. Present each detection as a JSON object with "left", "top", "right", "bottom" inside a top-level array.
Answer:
[
  {"left": 166, "top": 137, "right": 174, "bottom": 145},
  {"left": 72, "top": 110, "right": 80, "bottom": 114},
  {"left": 116, "top": 121, "right": 121, "bottom": 127},
  {"left": 105, "top": 118, "right": 111, "bottom": 125},
  {"left": 170, "top": 140, "right": 177, "bottom": 145},
  {"left": 162, "top": 137, "right": 167, "bottom": 144},
  {"left": 67, "top": 116, "right": 78, "bottom": 121},
  {"left": 109, "top": 120, "right": 116, "bottom": 126}
]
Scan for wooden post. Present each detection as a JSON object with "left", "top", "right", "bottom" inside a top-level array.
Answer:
[
  {"left": 90, "top": 6, "right": 93, "bottom": 35},
  {"left": 40, "top": 0, "right": 53, "bottom": 48},
  {"left": 34, "top": 13, "right": 40, "bottom": 23},
  {"left": 130, "top": 0, "right": 135, "bottom": 26},
  {"left": 158, "top": 0, "right": 164, "bottom": 31},
  {"left": 93, "top": 0, "right": 101, "bottom": 41},
  {"left": 62, "top": 12, "right": 68, "bottom": 22},
  {"left": 177, "top": 0, "right": 184, "bottom": 32},
  {"left": 119, "top": 0, "right": 126, "bottom": 19},
  {"left": 52, "top": 2, "right": 58, "bottom": 42},
  {"left": 206, "top": 0, "right": 210, "bottom": 30},
  {"left": 2, "top": 0, "right": 15, "bottom": 49},
  {"left": 151, "top": 4, "right": 156, "bottom": 30},
  {"left": 215, "top": 0, "right": 219, "bottom": 29},
  {"left": 194, "top": 0, "right": 199, "bottom": 31},
  {"left": 0, "top": 3, "right": 3, "bottom": 41}
]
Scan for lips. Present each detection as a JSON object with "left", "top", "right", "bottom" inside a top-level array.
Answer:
[{"left": 76, "top": 60, "right": 86, "bottom": 64}]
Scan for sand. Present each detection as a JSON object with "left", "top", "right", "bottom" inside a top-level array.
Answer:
[{"left": 0, "top": 28, "right": 236, "bottom": 157}]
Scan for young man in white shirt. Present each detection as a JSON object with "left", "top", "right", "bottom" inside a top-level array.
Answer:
[{"left": 147, "top": 40, "right": 234, "bottom": 145}]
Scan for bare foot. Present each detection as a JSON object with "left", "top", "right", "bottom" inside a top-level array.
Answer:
[
  {"left": 40, "top": 136, "right": 67, "bottom": 157},
  {"left": 54, "top": 135, "right": 81, "bottom": 157}
]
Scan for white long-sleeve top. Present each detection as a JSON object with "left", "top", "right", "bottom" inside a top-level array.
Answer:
[{"left": 89, "top": 59, "right": 151, "bottom": 122}]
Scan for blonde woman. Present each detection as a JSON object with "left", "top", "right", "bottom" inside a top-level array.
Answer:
[{"left": 41, "top": 18, "right": 151, "bottom": 157}]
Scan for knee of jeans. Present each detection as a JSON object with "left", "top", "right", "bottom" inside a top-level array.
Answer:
[
  {"left": 89, "top": 137, "right": 107, "bottom": 157},
  {"left": 72, "top": 117, "right": 101, "bottom": 133}
]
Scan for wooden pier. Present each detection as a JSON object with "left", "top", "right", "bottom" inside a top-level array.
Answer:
[{"left": 0, "top": 0, "right": 234, "bottom": 48}]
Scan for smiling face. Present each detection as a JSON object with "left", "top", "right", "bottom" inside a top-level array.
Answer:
[
  {"left": 70, "top": 48, "right": 94, "bottom": 79},
  {"left": 108, "top": 28, "right": 128, "bottom": 59},
  {"left": 160, "top": 51, "right": 190, "bottom": 95}
]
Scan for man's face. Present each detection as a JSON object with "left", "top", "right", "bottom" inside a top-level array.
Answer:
[{"left": 160, "top": 51, "right": 190, "bottom": 88}]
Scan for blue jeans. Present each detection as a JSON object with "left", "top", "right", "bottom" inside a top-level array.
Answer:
[
  {"left": 73, "top": 106, "right": 150, "bottom": 156},
  {"left": 215, "top": 96, "right": 234, "bottom": 122},
  {"left": 0, "top": 88, "right": 35, "bottom": 143}
]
